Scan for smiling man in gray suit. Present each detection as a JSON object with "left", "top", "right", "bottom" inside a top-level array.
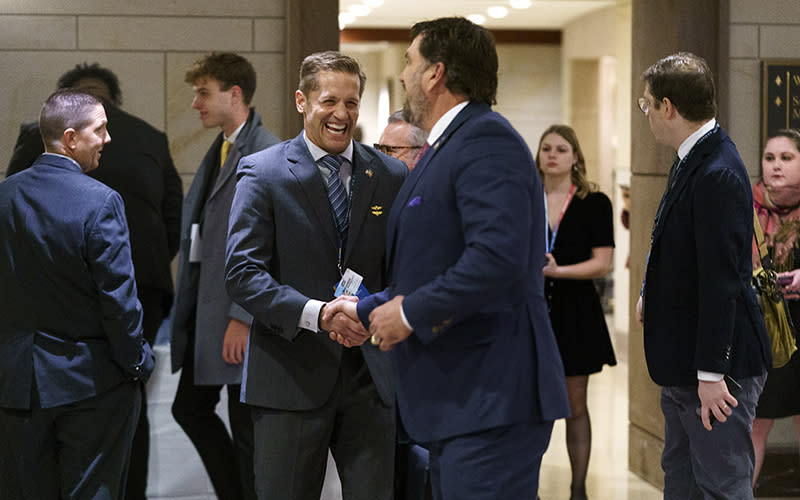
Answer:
[
  {"left": 170, "top": 52, "right": 279, "bottom": 500},
  {"left": 225, "top": 51, "right": 407, "bottom": 500}
]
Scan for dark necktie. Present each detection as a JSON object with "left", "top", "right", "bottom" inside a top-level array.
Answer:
[
  {"left": 653, "top": 155, "right": 681, "bottom": 235},
  {"left": 666, "top": 154, "right": 682, "bottom": 190},
  {"left": 320, "top": 154, "right": 349, "bottom": 243}
]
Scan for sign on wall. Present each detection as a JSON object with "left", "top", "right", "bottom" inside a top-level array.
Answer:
[{"left": 762, "top": 60, "right": 800, "bottom": 146}]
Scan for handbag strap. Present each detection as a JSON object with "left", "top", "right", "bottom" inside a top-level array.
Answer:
[{"left": 754, "top": 209, "right": 770, "bottom": 264}]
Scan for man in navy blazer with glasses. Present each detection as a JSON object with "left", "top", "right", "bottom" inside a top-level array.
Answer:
[{"left": 636, "top": 52, "right": 770, "bottom": 499}]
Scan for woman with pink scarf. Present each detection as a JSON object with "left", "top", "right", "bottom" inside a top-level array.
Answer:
[{"left": 751, "top": 128, "right": 800, "bottom": 487}]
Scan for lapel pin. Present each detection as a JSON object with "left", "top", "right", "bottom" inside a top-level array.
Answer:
[
  {"left": 370, "top": 205, "right": 383, "bottom": 216},
  {"left": 365, "top": 169, "right": 374, "bottom": 178}
]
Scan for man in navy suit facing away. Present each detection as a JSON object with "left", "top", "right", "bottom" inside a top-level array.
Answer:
[{"left": 0, "top": 89, "right": 154, "bottom": 499}]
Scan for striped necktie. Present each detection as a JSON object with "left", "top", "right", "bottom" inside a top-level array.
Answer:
[{"left": 320, "top": 154, "right": 349, "bottom": 243}]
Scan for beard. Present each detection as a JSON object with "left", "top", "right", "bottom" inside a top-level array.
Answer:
[
  {"left": 401, "top": 64, "right": 428, "bottom": 128},
  {"left": 402, "top": 92, "right": 426, "bottom": 129}
]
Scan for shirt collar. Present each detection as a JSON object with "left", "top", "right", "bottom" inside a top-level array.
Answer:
[
  {"left": 224, "top": 120, "right": 246, "bottom": 144},
  {"left": 302, "top": 130, "right": 354, "bottom": 164},
  {"left": 42, "top": 152, "right": 82, "bottom": 171},
  {"left": 677, "top": 118, "right": 716, "bottom": 160},
  {"left": 426, "top": 100, "right": 469, "bottom": 146}
]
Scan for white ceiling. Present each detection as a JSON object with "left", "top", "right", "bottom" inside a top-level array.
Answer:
[{"left": 339, "top": 0, "right": 615, "bottom": 30}]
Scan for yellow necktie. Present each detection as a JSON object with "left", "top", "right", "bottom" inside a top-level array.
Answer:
[{"left": 220, "top": 140, "right": 231, "bottom": 168}]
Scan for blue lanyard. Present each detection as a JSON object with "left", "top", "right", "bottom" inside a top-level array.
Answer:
[{"left": 544, "top": 184, "right": 576, "bottom": 254}]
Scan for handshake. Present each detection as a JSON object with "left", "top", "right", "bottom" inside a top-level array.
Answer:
[{"left": 320, "top": 294, "right": 411, "bottom": 351}]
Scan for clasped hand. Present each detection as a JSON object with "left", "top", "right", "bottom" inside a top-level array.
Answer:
[{"left": 322, "top": 295, "right": 411, "bottom": 351}]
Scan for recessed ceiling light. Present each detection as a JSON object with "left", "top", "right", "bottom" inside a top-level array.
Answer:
[
  {"left": 487, "top": 6, "right": 509, "bottom": 18},
  {"left": 467, "top": 14, "right": 486, "bottom": 25},
  {"left": 510, "top": 0, "right": 532, "bottom": 8},
  {"left": 349, "top": 4, "right": 371, "bottom": 16},
  {"left": 363, "top": 0, "right": 384, "bottom": 7},
  {"left": 339, "top": 12, "right": 356, "bottom": 29}
]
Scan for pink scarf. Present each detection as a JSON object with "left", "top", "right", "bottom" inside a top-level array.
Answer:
[{"left": 753, "top": 180, "right": 800, "bottom": 271}]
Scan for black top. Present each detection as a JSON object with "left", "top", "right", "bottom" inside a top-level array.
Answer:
[
  {"left": 545, "top": 191, "right": 617, "bottom": 376},
  {"left": 756, "top": 242, "right": 800, "bottom": 418}
]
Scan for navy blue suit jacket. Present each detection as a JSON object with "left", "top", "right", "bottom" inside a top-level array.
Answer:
[
  {"left": 357, "top": 102, "right": 570, "bottom": 443},
  {"left": 643, "top": 126, "right": 770, "bottom": 386},
  {"left": 0, "top": 154, "right": 154, "bottom": 409},
  {"left": 7, "top": 103, "right": 183, "bottom": 304}
]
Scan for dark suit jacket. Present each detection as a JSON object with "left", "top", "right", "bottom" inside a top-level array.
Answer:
[
  {"left": 0, "top": 154, "right": 154, "bottom": 409},
  {"left": 7, "top": 103, "right": 183, "bottom": 310},
  {"left": 357, "top": 102, "right": 571, "bottom": 444},
  {"left": 642, "top": 125, "right": 771, "bottom": 386},
  {"left": 225, "top": 133, "right": 407, "bottom": 410},
  {"left": 171, "top": 109, "right": 279, "bottom": 385}
]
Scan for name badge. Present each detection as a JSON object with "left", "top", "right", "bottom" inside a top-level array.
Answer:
[
  {"left": 334, "top": 268, "right": 369, "bottom": 299},
  {"left": 189, "top": 223, "right": 202, "bottom": 263}
]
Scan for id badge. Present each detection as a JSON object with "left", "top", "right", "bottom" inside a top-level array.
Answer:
[
  {"left": 189, "top": 223, "right": 202, "bottom": 263},
  {"left": 333, "top": 268, "right": 369, "bottom": 299}
]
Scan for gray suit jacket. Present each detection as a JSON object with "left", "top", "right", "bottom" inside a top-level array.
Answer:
[
  {"left": 225, "top": 133, "right": 407, "bottom": 410},
  {"left": 171, "top": 109, "right": 279, "bottom": 385}
]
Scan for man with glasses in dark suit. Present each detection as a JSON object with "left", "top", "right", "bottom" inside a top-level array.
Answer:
[
  {"left": 636, "top": 52, "right": 770, "bottom": 499},
  {"left": 374, "top": 110, "right": 428, "bottom": 170}
]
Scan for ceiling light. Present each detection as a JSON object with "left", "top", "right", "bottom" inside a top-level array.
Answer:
[
  {"left": 487, "top": 6, "right": 509, "bottom": 18},
  {"left": 363, "top": 0, "right": 384, "bottom": 7},
  {"left": 467, "top": 14, "right": 486, "bottom": 25},
  {"left": 349, "top": 4, "right": 371, "bottom": 16},
  {"left": 510, "top": 0, "right": 532, "bottom": 8},
  {"left": 339, "top": 12, "right": 356, "bottom": 29}
]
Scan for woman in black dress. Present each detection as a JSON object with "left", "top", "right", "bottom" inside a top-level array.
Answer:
[
  {"left": 536, "top": 125, "right": 617, "bottom": 500},
  {"left": 751, "top": 128, "right": 800, "bottom": 486}
]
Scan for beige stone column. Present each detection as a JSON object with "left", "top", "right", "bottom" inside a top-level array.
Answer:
[
  {"left": 628, "top": 0, "right": 729, "bottom": 488},
  {"left": 284, "top": 0, "right": 340, "bottom": 138}
]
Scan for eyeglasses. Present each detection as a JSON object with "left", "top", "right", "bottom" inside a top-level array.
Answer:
[
  {"left": 373, "top": 144, "right": 421, "bottom": 155},
  {"left": 637, "top": 97, "right": 650, "bottom": 115}
]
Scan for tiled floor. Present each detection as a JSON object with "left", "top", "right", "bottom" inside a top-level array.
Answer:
[
  {"left": 537, "top": 327, "right": 661, "bottom": 500},
  {"left": 146, "top": 326, "right": 794, "bottom": 499}
]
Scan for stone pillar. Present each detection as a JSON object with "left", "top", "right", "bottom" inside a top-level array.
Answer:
[{"left": 284, "top": 0, "right": 340, "bottom": 138}]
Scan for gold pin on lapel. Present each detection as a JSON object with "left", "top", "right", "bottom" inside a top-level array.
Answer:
[
  {"left": 370, "top": 205, "right": 383, "bottom": 216},
  {"left": 365, "top": 169, "right": 374, "bottom": 178}
]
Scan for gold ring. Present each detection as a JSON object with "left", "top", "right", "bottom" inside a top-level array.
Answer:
[{"left": 370, "top": 334, "right": 381, "bottom": 346}]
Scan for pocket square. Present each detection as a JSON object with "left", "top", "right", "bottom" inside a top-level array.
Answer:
[{"left": 408, "top": 196, "right": 422, "bottom": 207}]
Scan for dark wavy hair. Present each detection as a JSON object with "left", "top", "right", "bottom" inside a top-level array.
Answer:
[
  {"left": 411, "top": 17, "right": 498, "bottom": 105},
  {"left": 57, "top": 63, "right": 122, "bottom": 106},
  {"left": 642, "top": 52, "right": 716, "bottom": 122},
  {"left": 185, "top": 52, "right": 258, "bottom": 104}
]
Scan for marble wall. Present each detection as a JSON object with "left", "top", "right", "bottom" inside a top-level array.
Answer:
[
  {"left": 0, "top": 2, "right": 289, "bottom": 192},
  {"left": 728, "top": 0, "right": 800, "bottom": 173}
]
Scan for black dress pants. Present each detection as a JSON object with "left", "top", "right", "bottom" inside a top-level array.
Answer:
[
  {"left": 0, "top": 382, "right": 141, "bottom": 500},
  {"left": 171, "top": 331, "right": 255, "bottom": 500}
]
